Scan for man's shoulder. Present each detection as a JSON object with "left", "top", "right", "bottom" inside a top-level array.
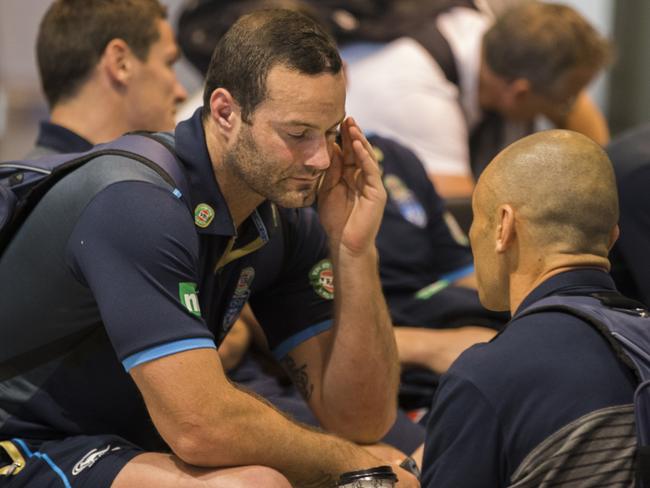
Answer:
[
  {"left": 65, "top": 152, "right": 179, "bottom": 198},
  {"left": 449, "top": 309, "right": 594, "bottom": 382},
  {"left": 450, "top": 301, "right": 635, "bottom": 398},
  {"left": 370, "top": 135, "right": 426, "bottom": 173}
]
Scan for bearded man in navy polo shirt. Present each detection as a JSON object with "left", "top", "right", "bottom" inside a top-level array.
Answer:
[{"left": 0, "top": 8, "right": 418, "bottom": 488}]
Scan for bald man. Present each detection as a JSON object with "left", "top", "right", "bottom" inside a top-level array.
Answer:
[{"left": 421, "top": 130, "right": 638, "bottom": 487}]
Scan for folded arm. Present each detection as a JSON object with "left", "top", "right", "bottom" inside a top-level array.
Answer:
[{"left": 130, "top": 347, "right": 399, "bottom": 487}]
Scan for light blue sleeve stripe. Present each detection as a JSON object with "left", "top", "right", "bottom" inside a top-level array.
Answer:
[
  {"left": 271, "top": 320, "right": 333, "bottom": 360},
  {"left": 122, "top": 338, "right": 217, "bottom": 372},
  {"left": 12, "top": 438, "right": 33, "bottom": 457},
  {"left": 40, "top": 454, "right": 72, "bottom": 488},
  {"left": 12, "top": 438, "right": 71, "bottom": 488},
  {"left": 440, "top": 264, "right": 475, "bottom": 283}
]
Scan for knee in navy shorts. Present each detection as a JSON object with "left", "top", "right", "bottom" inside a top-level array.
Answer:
[{"left": 0, "top": 435, "right": 143, "bottom": 488}]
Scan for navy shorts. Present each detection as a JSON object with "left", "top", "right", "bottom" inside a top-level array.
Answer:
[{"left": 0, "top": 435, "right": 143, "bottom": 487}]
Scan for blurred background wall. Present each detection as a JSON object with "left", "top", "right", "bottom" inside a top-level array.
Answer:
[{"left": 0, "top": 0, "right": 646, "bottom": 160}]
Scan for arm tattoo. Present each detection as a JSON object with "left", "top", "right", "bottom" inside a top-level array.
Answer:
[{"left": 281, "top": 355, "right": 314, "bottom": 401}]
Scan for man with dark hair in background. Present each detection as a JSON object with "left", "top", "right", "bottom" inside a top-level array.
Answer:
[
  {"left": 29, "top": 0, "right": 187, "bottom": 158},
  {"left": 0, "top": 7, "right": 418, "bottom": 488},
  {"left": 344, "top": 1, "right": 612, "bottom": 197}
]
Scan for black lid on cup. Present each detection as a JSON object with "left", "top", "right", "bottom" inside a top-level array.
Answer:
[{"left": 338, "top": 466, "right": 398, "bottom": 485}]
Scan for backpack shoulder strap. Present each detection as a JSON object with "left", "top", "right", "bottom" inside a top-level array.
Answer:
[
  {"left": 518, "top": 292, "right": 650, "bottom": 484},
  {"left": 0, "top": 132, "right": 192, "bottom": 255},
  {"left": 518, "top": 293, "right": 650, "bottom": 382},
  {"left": 89, "top": 132, "right": 191, "bottom": 203},
  {"left": 1, "top": 132, "right": 189, "bottom": 201}
]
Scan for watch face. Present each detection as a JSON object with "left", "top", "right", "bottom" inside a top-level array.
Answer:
[{"left": 338, "top": 466, "right": 397, "bottom": 487}]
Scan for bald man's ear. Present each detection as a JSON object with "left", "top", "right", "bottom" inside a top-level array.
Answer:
[
  {"left": 102, "top": 38, "right": 135, "bottom": 86},
  {"left": 495, "top": 204, "right": 516, "bottom": 253},
  {"left": 608, "top": 224, "right": 620, "bottom": 251},
  {"left": 209, "top": 88, "right": 240, "bottom": 137}
]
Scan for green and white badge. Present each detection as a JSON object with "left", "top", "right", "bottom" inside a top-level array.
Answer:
[
  {"left": 194, "top": 203, "right": 215, "bottom": 228},
  {"left": 179, "top": 282, "right": 201, "bottom": 317},
  {"left": 309, "top": 259, "right": 334, "bottom": 300}
]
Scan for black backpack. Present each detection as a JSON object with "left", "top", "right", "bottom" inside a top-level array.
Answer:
[
  {"left": 518, "top": 291, "right": 650, "bottom": 486},
  {"left": 0, "top": 132, "right": 190, "bottom": 258}
]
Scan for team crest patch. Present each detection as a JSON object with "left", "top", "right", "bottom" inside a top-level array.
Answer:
[
  {"left": 194, "top": 203, "right": 215, "bottom": 228},
  {"left": 309, "top": 259, "right": 334, "bottom": 300},
  {"left": 222, "top": 267, "right": 255, "bottom": 331},
  {"left": 383, "top": 174, "right": 427, "bottom": 228}
]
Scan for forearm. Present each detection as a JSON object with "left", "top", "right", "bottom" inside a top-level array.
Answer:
[
  {"left": 314, "top": 117, "right": 399, "bottom": 440},
  {"left": 319, "top": 245, "right": 399, "bottom": 440},
  {"left": 395, "top": 326, "right": 496, "bottom": 374},
  {"left": 217, "top": 318, "right": 251, "bottom": 371},
  {"left": 428, "top": 173, "right": 474, "bottom": 199},
  {"left": 134, "top": 350, "right": 383, "bottom": 487},
  {"left": 190, "top": 385, "right": 382, "bottom": 486}
]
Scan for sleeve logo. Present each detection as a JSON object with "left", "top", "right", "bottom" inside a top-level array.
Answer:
[
  {"left": 383, "top": 174, "right": 427, "bottom": 228},
  {"left": 179, "top": 282, "right": 201, "bottom": 317},
  {"left": 309, "top": 259, "right": 334, "bottom": 300}
]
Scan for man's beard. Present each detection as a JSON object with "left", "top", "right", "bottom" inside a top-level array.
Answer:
[{"left": 224, "top": 128, "right": 321, "bottom": 208}]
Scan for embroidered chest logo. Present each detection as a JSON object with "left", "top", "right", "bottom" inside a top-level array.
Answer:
[
  {"left": 194, "top": 203, "right": 215, "bottom": 228},
  {"left": 179, "top": 282, "right": 201, "bottom": 317},
  {"left": 309, "top": 259, "right": 334, "bottom": 300},
  {"left": 383, "top": 174, "right": 427, "bottom": 228},
  {"left": 222, "top": 267, "right": 255, "bottom": 331}
]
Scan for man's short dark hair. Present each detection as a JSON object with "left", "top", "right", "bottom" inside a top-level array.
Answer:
[
  {"left": 483, "top": 1, "right": 612, "bottom": 98},
  {"left": 202, "top": 8, "right": 343, "bottom": 122},
  {"left": 37, "top": 0, "right": 167, "bottom": 107}
]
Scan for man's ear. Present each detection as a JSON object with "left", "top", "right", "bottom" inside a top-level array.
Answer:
[
  {"left": 208, "top": 88, "right": 240, "bottom": 136},
  {"left": 505, "top": 78, "right": 532, "bottom": 106},
  {"left": 495, "top": 204, "right": 516, "bottom": 253},
  {"left": 102, "top": 38, "right": 135, "bottom": 85}
]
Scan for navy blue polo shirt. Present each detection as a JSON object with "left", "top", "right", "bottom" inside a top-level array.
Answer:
[
  {"left": 422, "top": 269, "right": 637, "bottom": 487},
  {"left": 372, "top": 134, "right": 473, "bottom": 294},
  {"left": 607, "top": 124, "right": 650, "bottom": 307},
  {"left": 0, "top": 110, "right": 333, "bottom": 445},
  {"left": 33, "top": 120, "right": 94, "bottom": 154},
  {"left": 370, "top": 135, "right": 505, "bottom": 328}
]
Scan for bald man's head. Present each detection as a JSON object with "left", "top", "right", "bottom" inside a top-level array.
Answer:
[{"left": 477, "top": 130, "right": 618, "bottom": 258}]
